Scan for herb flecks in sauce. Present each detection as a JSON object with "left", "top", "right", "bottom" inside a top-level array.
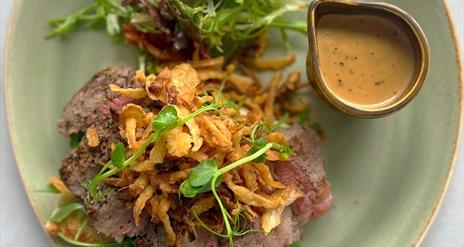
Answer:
[{"left": 316, "top": 14, "right": 417, "bottom": 106}]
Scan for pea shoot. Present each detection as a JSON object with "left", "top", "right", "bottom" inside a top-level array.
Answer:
[
  {"left": 87, "top": 102, "right": 221, "bottom": 200},
  {"left": 180, "top": 123, "right": 293, "bottom": 246}
]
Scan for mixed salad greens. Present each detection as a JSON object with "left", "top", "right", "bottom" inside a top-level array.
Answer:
[{"left": 47, "top": 0, "right": 307, "bottom": 59}]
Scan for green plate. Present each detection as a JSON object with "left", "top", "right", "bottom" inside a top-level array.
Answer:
[{"left": 4, "top": 0, "right": 462, "bottom": 246}]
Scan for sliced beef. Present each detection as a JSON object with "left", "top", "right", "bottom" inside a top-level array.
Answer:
[
  {"left": 233, "top": 208, "right": 301, "bottom": 247},
  {"left": 58, "top": 65, "right": 137, "bottom": 136},
  {"left": 274, "top": 124, "right": 333, "bottom": 225},
  {"left": 135, "top": 224, "right": 168, "bottom": 247},
  {"left": 183, "top": 229, "right": 219, "bottom": 247},
  {"left": 59, "top": 65, "right": 149, "bottom": 242}
]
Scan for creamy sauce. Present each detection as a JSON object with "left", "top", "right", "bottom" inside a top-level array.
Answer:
[{"left": 316, "top": 14, "right": 417, "bottom": 106}]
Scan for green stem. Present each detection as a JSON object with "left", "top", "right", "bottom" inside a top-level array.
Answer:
[
  {"left": 74, "top": 217, "right": 89, "bottom": 241},
  {"left": 208, "top": 143, "right": 273, "bottom": 246},
  {"left": 217, "top": 143, "right": 273, "bottom": 175},
  {"left": 211, "top": 175, "right": 234, "bottom": 245}
]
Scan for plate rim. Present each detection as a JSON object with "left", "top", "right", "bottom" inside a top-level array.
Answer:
[{"left": 2, "top": 0, "right": 463, "bottom": 246}]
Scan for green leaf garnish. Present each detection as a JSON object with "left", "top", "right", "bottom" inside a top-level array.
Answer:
[
  {"left": 151, "top": 105, "right": 178, "bottom": 131},
  {"left": 35, "top": 183, "right": 60, "bottom": 193},
  {"left": 46, "top": 0, "right": 132, "bottom": 39},
  {"left": 181, "top": 141, "right": 274, "bottom": 246},
  {"left": 111, "top": 143, "right": 126, "bottom": 168},
  {"left": 69, "top": 131, "right": 84, "bottom": 149},
  {"left": 247, "top": 138, "right": 268, "bottom": 163},
  {"left": 179, "top": 159, "right": 223, "bottom": 198},
  {"left": 50, "top": 202, "right": 84, "bottom": 223},
  {"left": 188, "top": 159, "right": 219, "bottom": 187},
  {"left": 171, "top": 0, "right": 308, "bottom": 52}
]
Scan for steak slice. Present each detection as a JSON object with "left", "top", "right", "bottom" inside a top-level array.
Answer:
[
  {"left": 233, "top": 208, "right": 301, "bottom": 247},
  {"left": 59, "top": 65, "right": 148, "bottom": 242},
  {"left": 274, "top": 124, "right": 333, "bottom": 225}
]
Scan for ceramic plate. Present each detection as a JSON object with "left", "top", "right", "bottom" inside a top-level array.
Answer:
[{"left": 4, "top": 0, "right": 462, "bottom": 246}]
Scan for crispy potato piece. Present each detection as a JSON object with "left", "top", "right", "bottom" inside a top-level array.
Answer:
[
  {"left": 109, "top": 84, "right": 147, "bottom": 99},
  {"left": 166, "top": 127, "right": 193, "bottom": 157},
  {"left": 254, "top": 163, "right": 285, "bottom": 189},
  {"left": 85, "top": 125, "right": 100, "bottom": 147},
  {"left": 146, "top": 69, "right": 168, "bottom": 103},
  {"left": 245, "top": 53, "right": 295, "bottom": 70},
  {"left": 262, "top": 187, "right": 303, "bottom": 234},
  {"left": 170, "top": 63, "right": 201, "bottom": 103},
  {"left": 133, "top": 185, "right": 154, "bottom": 226},
  {"left": 224, "top": 174, "right": 277, "bottom": 208}
]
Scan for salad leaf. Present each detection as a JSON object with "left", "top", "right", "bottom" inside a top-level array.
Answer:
[
  {"left": 171, "top": 0, "right": 307, "bottom": 51},
  {"left": 247, "top": 138, "right": 268, "bottom": 163},
  {"left": 151, "top": 105, "right": 178, "bottom": 131},
  {"left": 35, "top": 183, "right": 60, "bottom": 193},
  {"left": 188, "top": 159, "right": 219, "bottom": 187},
  {"left": 50, "top": 202, "right": 85, "bottom": 223},
  {"left": 111, "top": 143, "right": 126, "bottom": 168},
  {"left": 69, "top": 131, "right": 84, "bottom": 149}
]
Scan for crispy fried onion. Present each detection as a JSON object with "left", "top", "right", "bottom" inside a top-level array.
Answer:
[
  {"left": 261, "top": 187, "right": 303, "bottom": 234},
  {"left": 254, "top": 163, "right": 285, "bottom": 189},
  {"left": 109, "top": 84, "right": 147, "bottom": 99},
  {"left": 190, "top": 196, "right": 216, "bottom": 216},
  {"left": 133, "top": 185, "right": 154, "bottom": 226},
  {"left": 197, "top": 115, "right": 233, "bottom": 149},
  {"left": 119, "top": 104, "right": 150, "bottom": 150},
  {"left": 224, "top": 173, "right": 277, "bottom": 209},
  {"left": 175, "top": 106, "right": 203, "bottom": 151},
  {"left": 49, "top": 176, "right": 75, "bottom": 200},
  {"left": 85, "top": 125, "right": 100, "bottom": 147},
  {"left": 245, "top": 53, "right": 296, "bottom": 70},
  {"left": 145, "top": 64, "right": 201, "bottom": 105},
  {"left": 166, "top": 127, "right": 193, "bottom": 157}
]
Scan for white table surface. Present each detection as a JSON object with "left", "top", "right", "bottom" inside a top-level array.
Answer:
[{"left": 1, "top": 0, "right": 463, "bottom": 246}]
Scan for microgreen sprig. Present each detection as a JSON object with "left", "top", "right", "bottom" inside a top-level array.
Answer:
[
  {"left": 180, "top": 142, "right": 273, "bottom": 246},
  {"left": 87, "top": 102, "right": 221, "bottom": 200}
]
